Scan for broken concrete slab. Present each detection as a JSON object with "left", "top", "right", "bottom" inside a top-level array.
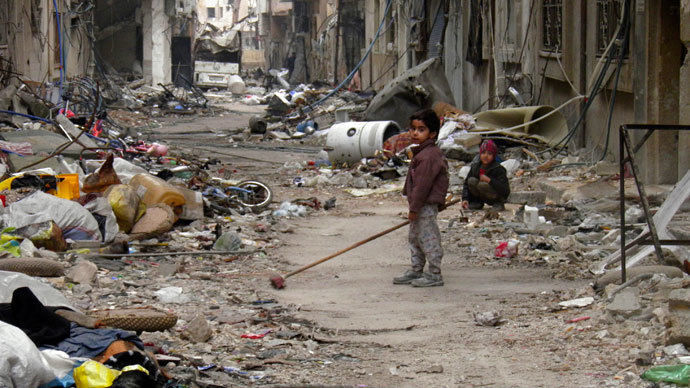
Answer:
[
  {"left": 0, "top": 85, "right": 17, "bottom": 111},
  {"left": 65, "top": 260, "right": 98, "bottom": 285},
  {"left": 592, "top": 161, "right": 619, "bottom": 176},
  {"left": 606, "top": 287, "right": 642, "bottom": 318},
  {"left": 364, "top": 58, "right": 456, "bottom": 129},
  {"left": 592, "top": 170, "right": 690, "bottom": 274},
  {"left": 668, "top": 289, "right": 690, "bottom": 346},
  {"left": 130, "top": 204, "right": 176, "bottom": 237},
  {"left": 0, "top": 130, "right": 96, "bottom": 171},
  {"left": 186, "top": 314, "right": 213, "bottom": 343},
  {"left": 53, "top": 114, "right": 101, "bottom": 149},
  {"left": 157, "top": 262, "right": 180, "bottom": 277},
  {"left": 453, "top": 133, "right": 483, "bottom": 148},
  {"left": 540, "top": 178, "right": 619, "bottom": 203},
  {"left": 508, "top": 191, "right": 547, "bottom": 205},
  {"left": 441, "top": 143, "right": 475, "bottom": 162}
]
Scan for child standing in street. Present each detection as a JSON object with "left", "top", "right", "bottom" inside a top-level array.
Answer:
[
  {"left": 462, "top": 139, "right": 510, "bottom": 211},
  {"left": 393, "top": 109, "right": 449, "bottom": 287}
]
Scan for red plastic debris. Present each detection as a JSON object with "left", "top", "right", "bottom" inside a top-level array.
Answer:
[{"left": 566, "top": 316, "right": 591, "bottom": 323}]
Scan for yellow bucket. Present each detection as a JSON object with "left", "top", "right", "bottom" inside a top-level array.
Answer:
[{"left": 0, "top": 173, "right": 80, "bottom": 200}]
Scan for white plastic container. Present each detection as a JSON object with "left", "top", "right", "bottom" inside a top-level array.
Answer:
[
  {"left": 326, "top": 121, "right": 401, "bottom": 164},
  {"left": 227, "top": 75, "right": 246, "bottom": 94},
  {"left": 523, "top": 205, "right": 540, "bottom": 228}
]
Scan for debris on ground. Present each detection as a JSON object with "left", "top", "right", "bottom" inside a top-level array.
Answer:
[{"left": 1, "top": 62, "right": 689, "bottom": 387}]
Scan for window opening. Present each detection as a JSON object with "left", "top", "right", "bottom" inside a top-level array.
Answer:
[
  {"left": 542, "top": 0, "right": 562, "bottom": 53},
  {"left": 597, "top": 0, "right": 628, "bottom": 58}
]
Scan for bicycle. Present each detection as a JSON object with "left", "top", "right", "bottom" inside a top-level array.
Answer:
[{"left": 205, "top": 180, "right": 273, "bottom": 215}]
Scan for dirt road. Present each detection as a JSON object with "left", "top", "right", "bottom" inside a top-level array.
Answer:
[
  {"left": 261, "top": 201, "right": 607, "bottom": 387},
  {"left": 150, "top": 105, "right": 644, "bottom": 387}
]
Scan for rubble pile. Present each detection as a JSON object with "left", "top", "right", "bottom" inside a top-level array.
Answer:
[{"left": 1, "top": 57, "right": 690, "bottom": 387}]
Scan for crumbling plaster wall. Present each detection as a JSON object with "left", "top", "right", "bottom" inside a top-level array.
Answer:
[
  {"left": 455, "top": 0, "right": 490, "bottom": 114},
  {"left": 360, "top": 0, "right": 410, "bottom": 91},
  {"left": 440, "top": 0, "right": 684, "bottom": 184},
  {"left": 4, "top": 0, "right": 90, "bottom": 83}
]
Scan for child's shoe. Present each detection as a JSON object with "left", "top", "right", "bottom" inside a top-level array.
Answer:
[
  {"left": 393, "top": 270, "right": 423, "bottom": 284},
  {"left": 410, "top": 272, "right": 444, "bottom": 287}
]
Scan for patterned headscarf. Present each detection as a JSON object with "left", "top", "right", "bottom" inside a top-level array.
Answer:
[{"left": 479, "top": 139, "right": 498, "bottom": 156}]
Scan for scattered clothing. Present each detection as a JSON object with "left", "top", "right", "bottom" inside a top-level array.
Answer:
[
  {"left": 105, "top": 350, "right": 165, "bottom": 385},
  {"left": 0, "top": 287, "right": 71, "bottom": 346},
  {"left": 41, "top": 323, "right": 144, "bottom": 359}
]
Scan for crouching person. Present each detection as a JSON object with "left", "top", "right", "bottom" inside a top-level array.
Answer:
[{"left": 462, "top": 140, "right": 510, "bottom": 211}]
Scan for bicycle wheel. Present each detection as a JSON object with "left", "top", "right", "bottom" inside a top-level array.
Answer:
[{"left": 235, "top": 180, "right": 273, "bottom": 210}]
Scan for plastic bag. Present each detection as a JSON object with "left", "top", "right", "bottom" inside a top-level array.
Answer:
[
  {"left": 0, "top": 321, "right": 61, "bottom": 388},
  {"left": 104, "top": 185, "right": 146, "bottom": 233},
  {"left": 73, "top": 360, "right": 120, "bottom": 388},
  {"left": 494, "top": 239, "right": 519, "bottom": 258},
  {"left": 641, "top": 364, "right": 690, "bottom": 385},
  {"left": 0, "top": 232, "right": 21, "bottom": 257},
  {"left": 14, "top": 221, "right": 67, "bottom": 252},
  {"left": 0, "top": 191, "right": 102, "bottom": 241},
  {"left": 82, "top": 197, "right": 119, "bottom": 243}
]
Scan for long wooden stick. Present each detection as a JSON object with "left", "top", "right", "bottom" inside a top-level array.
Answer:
[{"left": 282, "top": 198, "right": 462, "bottom": 280}]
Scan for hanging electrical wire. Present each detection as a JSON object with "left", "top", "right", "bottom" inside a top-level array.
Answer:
[
  {"left": 53, "top": 0, "right": 65, "bottom": 107},
  {"left": 596, "top": 0, "right": 631, "bottom": 162},
  {"left": 302, "top": 0, "right": 394, "bottom": 113},
  {"left": 539, "top": 0, "right": 630, "bottom": 160}
]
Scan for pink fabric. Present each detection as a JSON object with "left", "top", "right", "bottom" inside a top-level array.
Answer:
[{"left": 480, "top": 140, "right": 498, "bottom": 156}]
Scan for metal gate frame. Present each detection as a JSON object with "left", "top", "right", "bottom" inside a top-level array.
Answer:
[{"left": 618, "top": 124, "right": 690, "bottom": 282}]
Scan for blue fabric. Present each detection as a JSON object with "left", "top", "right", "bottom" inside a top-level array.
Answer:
[
  {"left": 40, "top": 323, "right": 143, "bottom": 358},
  {"left": 38, "top": 361, "right": 83, "bottom": 388}
]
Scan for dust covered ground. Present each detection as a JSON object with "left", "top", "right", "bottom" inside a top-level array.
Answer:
[{"left": 57, "top": 103, "right": 683, "bottom": 387}]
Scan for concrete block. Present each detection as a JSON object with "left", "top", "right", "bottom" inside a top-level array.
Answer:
[
  {"left": 66, "top": 260, "right": 98, "bottom": 285},
  {"left": 593, "top": 161, "right": 620, "bottom": 176},
  {"left": 442, "top": 144, "right": 474, "bottom": 162},
  {"left": 539, "top": 179, "right": 572, "bottom": 203},
  {"left": 157, "top": 262, "right": 179, "bottom": 277},
  {"left": 186, "top": 314, "right": 212, "bottom": 343},
  {"left": 546, "top": 225, "right": 570, "bottom": 237},
  {"left": 539, "top": 178, "right": 618, "bottom": 203},
  {"left": 669, "top": 289, "right": 690, "bottom": 309},
  {"left": 606, "top": 287, "right": 642, "bottom": 317},
  {"left": 130, "top": 204, "right": 176, "bottom": 237},
  {"left": 667, "top": 313, "right": 690, "bottom": 346},
  {"left": 508, "top": 191, "right": 547, "bottom": 205},
  {"left": 453, "top": 133, "right": 482, "bottom": 148},
  {"left": 0, "top": 130, "right": 96, "bottom": 171}
]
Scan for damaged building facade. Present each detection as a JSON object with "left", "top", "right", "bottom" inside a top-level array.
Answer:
[
  {"left": 258, "top": 0, "right": 361, "bottom": 84},
  {"left": 358, "top": 0, "right": 689, "bottom": 184},
  {"left": 0, "top": 0, "right": 197, "bottom": 90}
]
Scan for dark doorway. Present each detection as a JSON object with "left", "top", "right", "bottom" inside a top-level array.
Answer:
[{"left": 171, "top": 36, "right": 192, "bottom": 87}]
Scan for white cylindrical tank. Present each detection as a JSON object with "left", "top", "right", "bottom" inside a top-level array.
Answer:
[
  {"left": 227, "top": 75, "right": 246, "bottom": 94},
  {"left": 326, "top": 121, "right": 401, "bottom": 164}
]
